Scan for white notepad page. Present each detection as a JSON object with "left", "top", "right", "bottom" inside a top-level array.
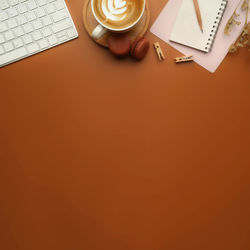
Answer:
[{"left": 170, "top": 0, "right": 228, "bottom": 52}]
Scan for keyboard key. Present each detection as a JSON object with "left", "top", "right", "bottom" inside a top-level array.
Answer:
[
  {"left": 58, "top": 35, "right": 67, "bottom": 42},
  {"left": 42, "top": 27, "right": 52, "bottom": 37},
  {"left": 0, "top": 12, "right": 9, "bottom": 21},
  {"left": 13, "top": 27, "right": 24, "bottom": 37},
  {"left": 32, "top": 30, "right": 42, "bottom": 40},
  {"left": 22, "top": 34, "right": 32, "bottom": 44},
  {"left": 0, "top": 34, "right": 5, "bottom": 44},
  {"left": 0, "top": 45, "right": 4, "bottom": 55},
  {"left": 36, "top": 7, "right": 46, "bottom": 17},
  {"left": 41, "top": 16, "right": 52, "bottom": 26},
  {"left": 8, "top": 7, "right": 18, "bottom": 17},
  {"left": 38, "top": 39, "right": 49, "bottom": 49},
  {"left": 18, "top": 3, "right": 28, "bottom": 13},
  {"left": 26, "top": 11, "right": 36, "bottom": 21},
  {"left": 23, "top": 23, "right": 33, "bottom": 33},
  {"left": 52, "top": 9, "right": 68, "bottom": 22},
  {"left": 7, "top": 18, "right": 18, "bottom": 28},
  {"left": 0, "top": 22, "right": 8, "bottom": 32},
  {"left": 27, "top": 0, "right": 37, "bottom": 10},
  {"left": 13, "top": 38, "right": 24, "bottom": 48},
  {"left": 0, "top": 47, "right": 27, "bottom": 66},
  {"left": 37, "top": 0, "right": 46, "bottom": 6},
  {"left": 9, "top": 0, "right": 19, "bottom": 6},
  {"left": 67, "top": 28, "right": 77, "bottom": 38},
  {"left": 57, "top": 30, "right": 66, "bottom": 38},
  {"left": 0, "top": 1, "right": 9, "bottom": 10},
  {"left": 16, "top": 15, "right": 27, "bottom": 24},
  {"left": 45, "top": 3, "right": 55, "bottom": 14},
  {"left": 4, "top": 42, "right": 14, "bottom": 52},
  {"left": 27, "top": 43, "right": 39, "bottom": 53},
  {"left": 48, "top": 35, "right": 57, "bottom": 45},
  {"left": 52, "top": 19, "right": 71, "bottom": 33},
  {"left": 5, "top": 30, "right": 15, "bottom": 41},
  {"left": 54, "top": 0, "right": 64, "bottom": 10},
  {"left": 32, "top": 19, "right": 43, "bottom": 30}
]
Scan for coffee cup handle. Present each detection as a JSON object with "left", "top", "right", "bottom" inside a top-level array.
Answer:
[{"left": 91, "top": 24, "right": 107, "bottom": 40}]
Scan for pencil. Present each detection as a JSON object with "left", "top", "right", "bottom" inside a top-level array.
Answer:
[{"left": 193, "top": 0, "right": 203, "bottom": 33}]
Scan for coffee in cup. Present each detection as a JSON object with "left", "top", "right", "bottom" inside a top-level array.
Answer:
[
  {"left": 92, "top": 0, "right": 145, "bottom": 30},
  {"left": 91, "top": 0, "right": 146, "bottom": 39}
]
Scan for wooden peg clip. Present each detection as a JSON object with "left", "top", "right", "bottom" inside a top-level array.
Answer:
[
  {"left": 153, "top": 42, "right": 165, "bottom": 61},
  {"left": 174, "top": 55, "right": 193, "bottom": 63}
]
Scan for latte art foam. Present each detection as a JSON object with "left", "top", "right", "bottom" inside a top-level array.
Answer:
[{"left": 93, "top": 0, "right": 144, "bottom": 29}]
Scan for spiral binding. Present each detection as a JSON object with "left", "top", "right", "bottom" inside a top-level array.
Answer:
[{"left": 205, "top": 0, "right": 228, "bottom": 52}]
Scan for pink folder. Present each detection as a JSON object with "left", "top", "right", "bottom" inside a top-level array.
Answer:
[{"left": 150, "top": 0, "right": 249, "bottom": 73}]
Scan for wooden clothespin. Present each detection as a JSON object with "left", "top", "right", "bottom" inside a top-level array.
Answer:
[
  {"left": 174, "top": 55, "right": 193, "bottom": 63},
  {"left": 153, "top": 42, "right": 165, "bottom": 61}
]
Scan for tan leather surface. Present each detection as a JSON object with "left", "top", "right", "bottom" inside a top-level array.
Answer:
[{"left": 0, "top": 0, "right": 250, "bottom": 250}]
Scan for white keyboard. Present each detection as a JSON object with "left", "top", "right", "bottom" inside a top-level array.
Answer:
[{"left": 0, "top": 0, "right": 78, "bottom": 67}]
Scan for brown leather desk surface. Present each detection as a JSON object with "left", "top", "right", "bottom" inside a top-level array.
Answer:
[{"left": 0, "top": 0, "right": 250, "bottom": 250}]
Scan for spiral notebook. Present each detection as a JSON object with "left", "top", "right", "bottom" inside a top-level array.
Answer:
[{"left": 170, "top": 0, "right": 228, "bottom": 52}]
